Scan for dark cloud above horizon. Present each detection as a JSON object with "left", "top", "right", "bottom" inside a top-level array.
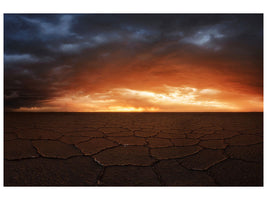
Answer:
[{"left": 4, "top": 14, "right": 263, "bottom": 111}]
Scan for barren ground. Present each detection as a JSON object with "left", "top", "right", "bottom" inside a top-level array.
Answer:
[{"left": 4, "top": 112, "right": 263, "bottom": 186}]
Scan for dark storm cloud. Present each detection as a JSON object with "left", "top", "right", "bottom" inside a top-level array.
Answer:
[{"left": 4, "top": 14, "right": 263, "bottom": 110}]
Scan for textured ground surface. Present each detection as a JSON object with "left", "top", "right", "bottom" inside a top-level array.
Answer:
[{"left": 4, "top": 112, "right": 263, "bottom": 186}]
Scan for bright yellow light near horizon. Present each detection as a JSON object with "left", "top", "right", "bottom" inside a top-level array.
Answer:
[
  {"left": 107, "top": 106, "right": 159, "bottom": 112},
  {"left": 108, "top": 106, "right": 144, "bottom": 112},
  {"left": 115, "top": 87, "right": 231, "bottom": 109},
  {"left": 14, "top": 86, "right": 247, "bottom": 112}
]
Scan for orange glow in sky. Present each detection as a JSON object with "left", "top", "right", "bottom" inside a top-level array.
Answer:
[
  {"left": 5, "top": 15, "right": 263, "bottom": 112},
  {"left": 15, "top": 85, "right": 263, "bottom": 112}
]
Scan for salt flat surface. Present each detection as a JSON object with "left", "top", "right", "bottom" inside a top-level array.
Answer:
[{"left": 4, "top": 112, "right": 263, "bottom": 186}]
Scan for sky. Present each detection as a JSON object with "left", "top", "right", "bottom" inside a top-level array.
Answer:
[{"left": 4, "top": 14, "right": 263, "bottom": 112}]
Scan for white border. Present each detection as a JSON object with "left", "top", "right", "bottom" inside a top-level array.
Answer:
[{"left": 0, "top": 0, "right": 266, "bottom": 13}]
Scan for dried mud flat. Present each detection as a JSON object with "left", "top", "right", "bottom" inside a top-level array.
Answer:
[{"left": 4, "top": 112, "right": 263, "bottom": 186}]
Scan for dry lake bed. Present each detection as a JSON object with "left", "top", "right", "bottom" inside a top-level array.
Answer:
[{"left": 4, "top": 112, "right": 263, "bottom": 186}]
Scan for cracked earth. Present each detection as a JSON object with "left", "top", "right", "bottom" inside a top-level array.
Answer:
[{"left": 4, "top": 112, "right": 263, "bottom": 186}]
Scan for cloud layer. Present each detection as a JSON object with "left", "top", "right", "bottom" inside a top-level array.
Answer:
[{"left": 4, "top": 14, "right": 263, "bottom": 112}]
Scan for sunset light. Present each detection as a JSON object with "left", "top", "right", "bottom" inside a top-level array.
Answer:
[
  {"left": 4, "top": 12, "right": 264, "bottom": 187},
  {"left": 13, "top": 85, "right": 261, "bottom": 112},
  {"left": 4, "top": 14, "right": 263, "bottom": 112}
]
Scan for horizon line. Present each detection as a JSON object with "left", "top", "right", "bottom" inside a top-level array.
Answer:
[{"left": 4, "top": 111, "right": 263, "bottom": 113}]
